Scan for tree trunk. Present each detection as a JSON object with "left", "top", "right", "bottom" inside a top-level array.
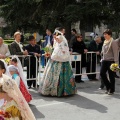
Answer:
[{"left": 65, "top": 22, "right": 71, "bottom": 42}]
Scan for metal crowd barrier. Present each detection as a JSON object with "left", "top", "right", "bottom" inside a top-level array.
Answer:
[
  {"left": 9, "top": 55, "right": 38, "bottom": 88},
  {"left": 39, "top": 52, "right": 100, "bottom": 76},
  {"left": 71, "top": 52, "right": 100, "bottom": 76},
  {"left": 9, "top": 52, "right": 99, "bottom": 88}
]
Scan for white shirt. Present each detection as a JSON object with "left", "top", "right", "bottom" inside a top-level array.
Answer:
[
  {"left": 0, "top": 44, "right": 10, "bottom": 56},
  {"left": 15, "top": 40, "right": 23, "bottom": 52},
  {"left": 47, "top": 36, "right": 51, "bottom": 45}
]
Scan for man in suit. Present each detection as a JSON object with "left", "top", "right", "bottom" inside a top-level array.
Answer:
[
  {"left": 10, "top": 32, "right": 28, "bottom": 55},
  {"left": 43, "top": 29, "right": 53, "bottom": 47},
  {"left": 86, "top": 36, "right": 101, "bottom": 81},
  {"left": 25, "top": 36, "right": 41, "bottom": 89},
  {"left": 69, "top": 29, "right": 77, "bottom": 48},
  {"left": 41, "top": 29, "right": 53, "bottom": 67}
]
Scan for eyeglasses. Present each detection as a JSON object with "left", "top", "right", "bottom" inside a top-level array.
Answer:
[{"left": 77, "top": 36, "right": 82, "bottom": 38}]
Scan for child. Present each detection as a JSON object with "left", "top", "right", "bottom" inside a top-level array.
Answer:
[
  {"left": 10, "top": 56, "right": 32, "bottom": 103},
  {"left": 0, "top": 60, "right": 36, "bottom": 120},
  {"left": 8, "top": 65, "right": 20, "bottom": 87}
]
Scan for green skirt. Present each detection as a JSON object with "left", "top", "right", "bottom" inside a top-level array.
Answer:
[{"left": 39, "top": 59, "right": 76, "bottom": 96}]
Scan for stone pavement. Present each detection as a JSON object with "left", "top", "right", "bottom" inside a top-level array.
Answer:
[{"left": 29, "top": 78, "right": 120, "bottom": 120}]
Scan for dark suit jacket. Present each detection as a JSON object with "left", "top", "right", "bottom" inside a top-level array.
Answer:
[
  {"left": 88, "top": 40, "right": 101, "bottom": 60},
  {"left": 43, "top": 35, "right": 53, "bottom": 47},
  {"left": 25, "top": 44, "right": 41, "bottom": 64},
  {"left": 88, "top": 40, "right": 100, "bottom": 52},
  {"left": 10, "top": 41, "right": 25, "bottom": 55}
]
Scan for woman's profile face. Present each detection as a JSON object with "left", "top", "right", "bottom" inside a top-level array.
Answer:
[
  {"left": 104, "top": 33, "right": 111, "bottom": 40},
  {"left": 11, "top": 61, "right": 17, "bottom": 67},
  {"left": 0, "top": 68, "right": 5, "bottom": 76}
]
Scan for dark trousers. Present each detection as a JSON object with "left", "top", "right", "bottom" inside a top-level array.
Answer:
[
  {"left": 86, "top": 58, "right": 96, "bottom": 79},
  {"left": 27, "top": 61, "right": 37, "bottom": 87},
  {"left": 100, "top": 61, "right": 115, "bottom": 92},
  {"left": 72, "top": 61, "right": 82, "bottom": 82},
  {"left": 100, "top": 77, "right": 105, "bottom": 89},
  {"left": 99, "top": 62, "right": 105, "bottom": 88}
]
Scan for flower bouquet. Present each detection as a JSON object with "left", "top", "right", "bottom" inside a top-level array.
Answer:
[
  {"left": 0, "top": 99, "right": 11, "bottom": 119},
  {"left": 110, "top": 63, "right": 120, "bottom": 72},
  {"left": 4, "top": 57, "right": 11, "bottom": 65},
  {"left": 42, "top": 45, "right": 53, "bottom": 58}
]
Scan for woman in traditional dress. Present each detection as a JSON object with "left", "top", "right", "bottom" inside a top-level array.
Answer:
[
  {"left": 10, "top": 56, "right": 32, "bottom": 103},
  {"left": 39, "top": 27, "right": 76, "bottom": 96},
  {"left": 0, "top": 60, "right": 36, "bottom": 120}
]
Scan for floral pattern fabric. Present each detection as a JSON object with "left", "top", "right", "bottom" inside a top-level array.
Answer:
[
  {"left": 39, "top": 59, "right": 76, "bottom": 96},
  {"left": 0, "top": 100, "right": 22, "bottom": 120},
  {"left": 0, "top": 74, "right": 36, "bottom": 120}
]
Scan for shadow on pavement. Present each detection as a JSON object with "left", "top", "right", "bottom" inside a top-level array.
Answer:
[
  {"left": 67, "top": 94, "right": 108, "bottom": 113},
  {"left": 29, "top": 104, "right": 45, "bottom": 119},
  {"left": 30, "top": 89, "right": 108, "bottom": 114}
]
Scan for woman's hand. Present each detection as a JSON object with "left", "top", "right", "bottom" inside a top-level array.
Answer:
[{"left": 0, "top": 93, "right": 12, "bottom": 102}]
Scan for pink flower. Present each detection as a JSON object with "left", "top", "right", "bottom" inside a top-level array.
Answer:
[{"left": 0, "top": 116, "right": 4, "bottom": 120}]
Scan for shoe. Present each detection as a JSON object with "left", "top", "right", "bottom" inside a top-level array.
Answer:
[
  {"left": 28, "top": 86, "right": 31, "bottom": 89},
  {"left": 90, "top": 78, "right": 98, "bottom": 81},
  {"left": 79, "top": 80, "right": 84, "bottom": 83},
  {"left": 105, "top": 91, "right": 109, "bottom": 94},
  {"left": 98, "top": 88, "right": 103, "bottom": 90},
  {"left": 115, "top": 75, "right": 119, "bottom": 78},
  {"left": 108, "top": 92, "right": 114, "bottom": 95}
]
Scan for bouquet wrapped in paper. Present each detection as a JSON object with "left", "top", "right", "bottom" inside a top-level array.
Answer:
[
  {"left": 42, "top": 45, "right": 53, "bottom": 58},
  {"left": 110, "top": 63, "right": 120, "bottom": 72}
]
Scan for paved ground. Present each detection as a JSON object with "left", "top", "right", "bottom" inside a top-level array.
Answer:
[{"left": 29, "top": 77, "right": 120, "bottom": 120}]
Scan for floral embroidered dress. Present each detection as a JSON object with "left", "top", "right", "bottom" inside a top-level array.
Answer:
[
  {"left": 12, "top": 73, "right": 32, "bottom": 103},
  {"left": 39, "top": 30, "right": 76, "bottom": 96},
  {"left": 0, "top": 74, "right": 36, "bottom": 120}
]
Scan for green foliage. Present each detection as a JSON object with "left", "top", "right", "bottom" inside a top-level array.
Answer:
[
  {"left": 0, "top": 0, "right": 120, "bottom": 36},
  {"left": 42, "top": 46, "right": 53, "bottom": 53}
]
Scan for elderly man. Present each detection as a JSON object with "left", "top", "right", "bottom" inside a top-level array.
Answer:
[
  {"left": 0, "top": 37, "right": 10, "bottom": 58},
  {"left": 10, "top": 32, "right": 28, "bottom": 55},
  {"left": 86, "top": 36, "right": 102, "bottom": 81}
]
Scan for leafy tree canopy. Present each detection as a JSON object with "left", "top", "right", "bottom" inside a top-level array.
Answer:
[{"left": 0, "top": 0, "right": 120, "bottom": 37}]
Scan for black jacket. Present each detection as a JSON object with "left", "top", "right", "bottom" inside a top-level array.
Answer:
[
  {"left": 88, "top": 40, "right": 101, "bottom": 52},
  {"left": 72, "top": 40, "right": 87, "bottom": 54},
  {"left": 25, "top": 44, "right": 40, "bottom": 55},
  {"left": 10, "top": 41, "right": 25, "bottom": 55},
  {"left": 72, "top": 40, "right": 87, "bottom": 67}
]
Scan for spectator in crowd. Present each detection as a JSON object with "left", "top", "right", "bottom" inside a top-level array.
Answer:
[
  {"left": 72, "top": 34, "right": 88, "bottom": 83},
  {"left": 10, "top": 32, "right": 28, "bottom": 55},
  {"left": 86, "top": 36, "right": 102, "bottom": 81},
  {"left": 17, "top": 29, "right": 24, "bottom": 43},
  {"left": 69, "top": 28, "right": 77, "bottom": 48},
  {"left": 0, "top": 37, "right": 10, "bottom": 58},
  {"left": 44, "top": 29, "right": 53, "bottom": 47},
  {"left": 41, "top": 29, "right": 53, "bottom": 67},
  {"left": 60, "top": 27, "right": 65, "bottom": 35},
  {"left": 100, "top": 29, "right": 118, "bottom": 95},
  {"left": 25, "top": 35, "right": 41, "bottom": 89},
  {"left": 98, "top": 36, "right": 105, "bottom": 89}
]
